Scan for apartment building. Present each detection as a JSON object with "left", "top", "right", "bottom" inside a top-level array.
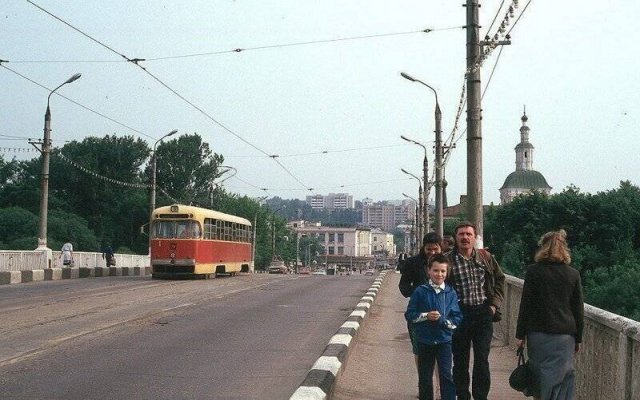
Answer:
[
  {"left": 305, "top": 193, "right": 354, "bottom": 210},
  {"left": 362, "top": 201, "right": 414, "bottom": 232}
]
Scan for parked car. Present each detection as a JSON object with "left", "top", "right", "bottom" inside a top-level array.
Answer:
[{"left": 364, "top": 269, "right": 376, "bottom": 276}]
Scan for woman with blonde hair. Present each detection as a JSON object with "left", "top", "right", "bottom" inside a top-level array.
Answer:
[{"left": 515, "top": 229, "right": 584, "bottom": 400}]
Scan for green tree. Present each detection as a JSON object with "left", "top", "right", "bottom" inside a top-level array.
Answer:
[
  {"left": 0, "top": 207, "right": 38, "bottom": 249},
  {"left": 153, "top": 134, "right": 224, "bottom": 207},
  {"left": 49, "top": 134, "right": 150, "bottom": 252}
]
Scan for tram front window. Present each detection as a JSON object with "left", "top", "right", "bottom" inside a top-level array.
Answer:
[{"left": 152, "top": 220, "right": 201, "bottom": 239}]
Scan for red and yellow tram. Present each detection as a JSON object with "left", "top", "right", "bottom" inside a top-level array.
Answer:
[{"left": 150, "top": 204, "right": 253, "bottom": 278}]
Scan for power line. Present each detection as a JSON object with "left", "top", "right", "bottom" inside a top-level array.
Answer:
[
  {"left": 7, "top": 26, "right": 463, "bottom": 64},
  {"left": 225, "top": 143, "right": 414, "bottom": 158},
  {"left": 25, "top": 0, "right": 313, "bottom": 192},
  {"left": 1, "top": 64, "right": 156, "bottom": 140},
  {"left": 144, "top": 27, "right": 460, "bottom": 61}
]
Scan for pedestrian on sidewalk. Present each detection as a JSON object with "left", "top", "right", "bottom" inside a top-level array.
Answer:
[
  {"left": 516, "top": 229, "right": 584, "bottom": 400},
  {"left": 405, "top": 253, "right": 461, "bottom": 400},
  {"left": 60, "top": 241, "right": 74, "bottom": 267},
  {"left": 445, "top": 221, "right": 505, "bottom": 400},
  {"left": 399, "top": 232, "right": 443, "bottom": 373},
  {"left": 102, "top": 244, "right": 115, "bottom": 268}
]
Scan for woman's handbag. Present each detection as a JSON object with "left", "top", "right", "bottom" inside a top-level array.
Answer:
[{"left": 509, "top": 345, "right": 533, "bottom": 394}]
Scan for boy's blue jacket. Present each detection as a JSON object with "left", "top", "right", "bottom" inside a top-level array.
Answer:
[{"left": 405, "top": 283, "right": 463, "bottom": 345}]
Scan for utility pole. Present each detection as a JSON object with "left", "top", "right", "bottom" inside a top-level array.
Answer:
[
  {"left": 434, "top": 102, "right": 444, "bottom": 238},
  {"left": 465, "top": 0, "right": 484, "bottom": 243},
  {"left": 465, "top": 0, "right": 511, "bottom": 245}
]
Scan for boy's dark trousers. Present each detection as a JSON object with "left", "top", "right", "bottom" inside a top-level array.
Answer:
[
  {"left": 417, "top": 341, "right": 455, "bottom": 400},
  {"left": 452, "top": 303, "right": 493, "bottom": 400}
]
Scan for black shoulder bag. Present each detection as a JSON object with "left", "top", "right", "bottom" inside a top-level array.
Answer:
[{"left": 509, "top": 345, "right": 533, "bottom": 395}]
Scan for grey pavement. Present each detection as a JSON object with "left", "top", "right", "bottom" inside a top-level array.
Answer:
[{"left": 333, "top": 270, "right": 526, "bottom": 400}]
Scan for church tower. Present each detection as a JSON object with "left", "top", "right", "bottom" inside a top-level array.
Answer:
[{"left": 499, "top": 109, "right": 552, "bottom": 204}]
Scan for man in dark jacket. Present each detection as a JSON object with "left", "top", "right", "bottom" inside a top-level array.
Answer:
[
  {"left": 445, "top": 221, "right": 505, "bottom": 400},
  {"left": 399, "top": 232, "right": 443, "bottom": 297},
  {"left": 399, "top": 232, "right": 443, "bottom": 379}
]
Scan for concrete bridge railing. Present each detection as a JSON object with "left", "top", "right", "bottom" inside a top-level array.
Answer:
[
  {"left": 500, "top": 275, "right": 640, "bottom": 400},
  {"left": 0, "top": 250, "right": 150, "bottom": 285}
]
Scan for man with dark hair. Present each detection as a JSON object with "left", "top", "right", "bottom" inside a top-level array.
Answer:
[
  {"left": 399, "top": 232, "right": 443, "bottom": 388},
  {"left": 445, "top": 221, "right": 505, "bottom": 400}
]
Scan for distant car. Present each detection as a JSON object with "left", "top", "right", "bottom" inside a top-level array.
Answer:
[
  {"left": 364, "top": 269, "right": 376, "bottom": 276},
  {"left": 312, "top": 269, "right": 326, "bottom": 275},
  {"left": 268, "top": 266, "right": 288, "bottom": 274}
]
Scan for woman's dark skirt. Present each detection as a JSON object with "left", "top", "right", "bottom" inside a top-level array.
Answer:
[{"left": 527, "top": 331, "right": 576, "bottom": 400}]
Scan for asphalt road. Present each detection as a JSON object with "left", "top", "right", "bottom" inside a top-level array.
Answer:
[{"left": 0, "top": 273, "right": 376, "bottom": 399}]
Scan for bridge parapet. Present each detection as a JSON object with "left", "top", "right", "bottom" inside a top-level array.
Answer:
[
  {"left": 500, "top": 275, "right": 639, "bottom": 400},
  {"left": 0, "top": 251, "right": 150, "bottom": 285}
]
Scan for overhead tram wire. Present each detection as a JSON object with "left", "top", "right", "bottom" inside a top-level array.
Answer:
[
  {"left": 225, "top": 143, "right": 416, "bottom": 159},
  {"left": 25, "top": 0, "right": 313, "bottom": 192},
  {"left": 142, "top": 26, "right": 464, "bottom": 61},
  {"left": 7, "top": 25, "right": 464, "bottom": 64},
  {"left": 1, "top": 64, "right": 155, "bottom": 141}
]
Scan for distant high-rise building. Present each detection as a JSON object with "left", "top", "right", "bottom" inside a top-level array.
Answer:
[
  {"left": 305, "top": 193, "right": 354, "bottom": 209},
  {"left": 499, "top": 109, "right": 552, "bottom": 204},
  {"left": 362, "top": 201, "right": 414, "bottom": 232}
]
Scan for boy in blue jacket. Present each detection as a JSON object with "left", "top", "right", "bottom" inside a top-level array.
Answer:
[{"left": 405, "top": 253, "right": 462, "bottom": 400}]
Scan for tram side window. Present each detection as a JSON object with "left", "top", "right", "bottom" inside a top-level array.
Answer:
[
  {"left": 239, "top": 225, "right": 247, "bottom": 242},
  {"left": 233, "top": 223, "right": 240, "bottom": 241},
  {"left": 215, "top": 219, "right": 223, "bottom": 240},
  {"left": 224, "top": 221, "right": 232, "bottom": 241},
  {"left": 204, "top": 218, "right": 215, "bottom": 239}
]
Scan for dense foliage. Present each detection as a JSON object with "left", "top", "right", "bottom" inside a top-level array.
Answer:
[
  {"left": 0, "top": 134, "right": 291, "bottom": 267},
  {"left": 484, "top": 182, "right": 640, "bottom": 321}
]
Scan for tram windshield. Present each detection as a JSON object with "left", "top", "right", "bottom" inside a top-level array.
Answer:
[{"left": 152, "top": 220, "right": 202, "bottom": 239}]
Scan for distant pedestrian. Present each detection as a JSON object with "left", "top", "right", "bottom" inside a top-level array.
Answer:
[
  {"left": 399, "top": 232, "right": 443, "bottom": 381},
  {"left": 60, "top": 242, "right": 74, "bottom": 267},
  {"left": 102, "top": 244, "right": 115, "bottom": 268},
  {"left": 516, "top": 229, "right": 584, "bottom": 400},
  {"left": 405, "top": 254, "right": 461, "bottom": 400},
  {"left": 445, "top": 222, "right": 505, "bottom": 400}
]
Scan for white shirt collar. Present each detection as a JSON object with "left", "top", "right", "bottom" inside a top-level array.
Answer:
[{"left": 429, "top": 279, "right": 445, "bottom": 292}]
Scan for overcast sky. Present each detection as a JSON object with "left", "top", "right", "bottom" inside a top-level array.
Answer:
[{"left": 1, "top": 0, "right": 638, "bottom": 206}]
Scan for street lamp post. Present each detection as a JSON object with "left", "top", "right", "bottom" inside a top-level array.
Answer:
[
  {"left": 402, "top": 193, "right": 418, "bottom": 255},
  {"left": 401, "top": 72, "right": 444, "bottom": 238},
  {"left": 37, "top": 73, "right": 82, "bottom": 254},
  {"left": 150, "top": 129, "right": 178, "bottom": 215},
  {"left": 401, "top": 135, "right": 431, "bottom": 233},
  {"left": 401, "top": 168, "right": 423, "bottom": 244}
]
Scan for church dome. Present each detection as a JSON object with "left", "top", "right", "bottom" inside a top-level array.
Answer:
[{"left": 500, "top": 170, "right": 551, "bottom": 190}]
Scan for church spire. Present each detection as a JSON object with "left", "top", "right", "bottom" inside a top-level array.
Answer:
[{"left": 515, "top": 107, "right": 534, "bottom": 171}]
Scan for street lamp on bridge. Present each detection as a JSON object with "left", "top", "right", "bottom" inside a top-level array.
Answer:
[
  {"left": 37, "top": 73, "right": 82, "bottom": 253},
  {"left": 400, "top": 72, "right": 444, "bottom": 238},
  {"left": 401, "top": 134, "right": 432, "bottom": 233},
  {"left": 150, "top": 129, "right": 178, "bottom": 215},
  {"left": 401, "top": 168, "right": 424, "bottom": 245},
  {"left": 402, "top": 192, "right": 418, "bottom": 255}
]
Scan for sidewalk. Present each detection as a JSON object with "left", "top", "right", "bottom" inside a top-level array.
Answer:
[{"left": 332, "top": 271, "right": 525, "bottom": 400}]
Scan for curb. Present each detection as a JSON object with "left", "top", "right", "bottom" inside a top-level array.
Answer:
[
  {"left": 0, "top": 266, "right": 152, "bottom": 286},
  {"left": 289, "top": 271, "right": 388, "bottom": 400}
]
